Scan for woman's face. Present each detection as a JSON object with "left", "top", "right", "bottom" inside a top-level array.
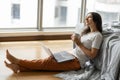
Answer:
[{"left": 85, "top": 13, "right": 94, "bottom": 26}]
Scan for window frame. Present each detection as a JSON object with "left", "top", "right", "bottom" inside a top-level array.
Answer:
[{"left": 0, "top": 0, "right": 85, "bottom": 41}]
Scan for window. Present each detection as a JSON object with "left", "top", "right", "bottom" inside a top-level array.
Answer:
[
  {"left": 0, "top": 0, "right": 38, "bottom": 29},
  {"left": 97, "top": 0, "right": 120, "bottom": 4},
  {"left": 0, "top": 0, "right": 82, "bottom": 31},
  {"left": 86, "top": 0, "right": 120, "bottom": 29},
  {"left": 54, "top": 6, "right": 67, "bottom": 26},
  {"left": 42, "top": 0, "right": 82, "bottom": 28}
]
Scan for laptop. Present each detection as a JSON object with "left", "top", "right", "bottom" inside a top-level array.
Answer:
[{"left": 42, "top": 45, "right": 75, "bottom": 63}]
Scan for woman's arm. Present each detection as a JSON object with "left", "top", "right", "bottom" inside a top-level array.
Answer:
[
  {"left": 71, "top": 33, "right": 98, "bottom": 59},
  {"left": 78, "top": 44, "right": 98, "bottom": 59}
]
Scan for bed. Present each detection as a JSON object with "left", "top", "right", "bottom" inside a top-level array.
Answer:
[{"left": 54, "top": 31, "right": 120, "bottom": 80}]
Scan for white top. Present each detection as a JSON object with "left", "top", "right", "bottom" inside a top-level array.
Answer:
[{"left": 73, "top": 31, "right": 103, "bottom": 68}]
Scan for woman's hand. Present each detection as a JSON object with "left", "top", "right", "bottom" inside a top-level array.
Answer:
[{"left": 71, "top": 33, "right": 82, "bottom": 46}]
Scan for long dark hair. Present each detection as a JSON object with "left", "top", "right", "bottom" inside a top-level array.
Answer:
[{"left": 82, "top": 12, "right": 103, "bottom": 35}]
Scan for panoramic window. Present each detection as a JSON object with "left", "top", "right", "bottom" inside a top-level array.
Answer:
[
  {"left": 42, "top": 0, "right": 82, "bottom": 28},
  {"left": 0, "top": 0, "right": 38, "bottom": 29},
  {"left": 86, "top": 0, "right": 120, "bottom": 29},
  {"left": 0, "top": 0, "right": 82, "bottom": 31}
]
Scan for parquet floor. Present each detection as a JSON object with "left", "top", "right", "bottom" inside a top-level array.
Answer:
[{"left": 0, "top": 40, "right": 73, "bottom": 80}]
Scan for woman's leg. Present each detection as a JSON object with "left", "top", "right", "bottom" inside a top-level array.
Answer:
[
  {"left": 6, "top": 49, "right": 19, "bottom": 64},
  {"left": 4, "top": 61, "right": 19, "bottom": 73},
  {"left": 18, "top": 56, "right": 80, "bottom": 71},
  {"left": 4, "top": 61, "right": 34, "bottom": 73},
  {"left": 6, "top": 50, "right": 81, "bottom": 71}
]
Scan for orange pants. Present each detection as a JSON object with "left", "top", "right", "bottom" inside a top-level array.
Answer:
[{"left": 17, "top": 56, "right": 81, "bottom": 72}]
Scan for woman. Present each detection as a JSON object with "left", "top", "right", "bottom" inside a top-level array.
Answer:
[{"left": 4, "top": 12, "right": 103, "bottom": 73}]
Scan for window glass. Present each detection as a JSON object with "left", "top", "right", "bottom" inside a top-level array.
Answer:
[
  {"left": 42, "top": 0, "right": 82, "bottom": 28},
  {"left": 0, "top": 0, "right": 38, "bottom": 29},
  {"left": 0, "top": 0, "right": 82, "bottom": 31},
  {"left": 86, "top": 0, "right": 120, "bottom": 29}
]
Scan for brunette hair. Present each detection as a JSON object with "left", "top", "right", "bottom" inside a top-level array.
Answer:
[{"left": 82, "top": 12, "right": 103, "bottom": 35}]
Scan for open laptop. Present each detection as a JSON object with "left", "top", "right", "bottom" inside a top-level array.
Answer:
[{"left": 42, "top": 45, "right": 75, "bottom": 63}]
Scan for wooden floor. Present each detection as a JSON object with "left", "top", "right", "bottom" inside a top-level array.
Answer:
[{"left": 0, "top": 40, "right": 73, "bottom": 80}]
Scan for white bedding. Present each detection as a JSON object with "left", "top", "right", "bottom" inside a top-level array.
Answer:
[{"left": 54, "top": 32, "right": 120, "bottom": 80}]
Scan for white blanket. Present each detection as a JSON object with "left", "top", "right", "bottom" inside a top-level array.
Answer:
[{"left": 54, "top": 32, "right": 120, "bottom": 80}]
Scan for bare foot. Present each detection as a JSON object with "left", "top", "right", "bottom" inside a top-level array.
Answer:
[
  {"left": 6, "top": 49, "right": 19, "bottom": 64},
  {"left": 4, "top": 61, "right": 20, "bottom": 73}
]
